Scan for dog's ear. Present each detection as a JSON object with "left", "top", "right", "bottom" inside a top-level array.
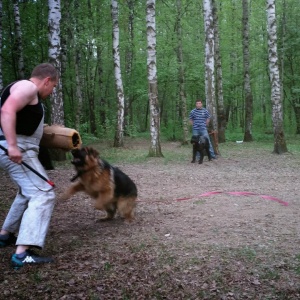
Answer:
[
  {"left": 191, "top": 135, "right": 198, "bottom": 144},
  {"left": 92, "top": 148, "right": 99, "bottom": 157},
  {"left": 86, "top": 147, "right": 99, "bottom": 158}
]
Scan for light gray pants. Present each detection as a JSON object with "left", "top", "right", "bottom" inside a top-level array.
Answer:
[{"left": 0, "top": 137, "right": 55, "bottom": 249}]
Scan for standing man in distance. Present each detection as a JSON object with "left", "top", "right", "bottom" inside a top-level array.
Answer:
[
  {"left": 0, "top": 63, "right": 58, "bottom": 269},
  {"left": 189, "top": 99, "right": 216, "bottom": 160}
]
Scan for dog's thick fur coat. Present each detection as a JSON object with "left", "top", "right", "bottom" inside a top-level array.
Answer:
[
  {"left": 61, "top": 147, "right": 137, "bottom": 222},
  {"left": 190, "top": 135, "right": 212, "bottom": 164}
]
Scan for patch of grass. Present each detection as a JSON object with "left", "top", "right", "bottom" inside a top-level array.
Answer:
[
  {"left": 69, "top": 236, "right": 83, "bottom": 249},
  {"left": 187, "top": 256, "right": 203, "bottom": 265},
  {"left": 293, "top": 254, "right": 300, "bottom": 275},
  {"left": 237, "top": 246, "right": 257, "bottom": 262},
  {"left": 65, "top": 132, "right": 300, "bottom": 166},
  {"left": 85, "top": 140, "right": 189, "bottom": 165},
  {"left": 193, "top": 200, "right": 205, "bottom": 205},
  {"left": 261, "top": 268, "right": 280, "bottom": 280},
  {"left": 30, "top": 271, "right": 42, "bottom": 283},
  {"left": 129, "top": 243, "right": 147, "bottom": 253},
  {"left": 103, "top": 262, "right": 112, "bottom": 271}
]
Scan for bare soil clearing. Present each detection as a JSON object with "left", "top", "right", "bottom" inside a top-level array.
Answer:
[{"left": 1, "top": 139, "right": 300, "bottom": 299}]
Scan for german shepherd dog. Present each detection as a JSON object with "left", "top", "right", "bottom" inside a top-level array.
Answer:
[
  {"left": 190, "top": 135, "right": 212, "bottom": 164},
  {"left": 61, "top": 147, "right": 137, "bottom": 222}
]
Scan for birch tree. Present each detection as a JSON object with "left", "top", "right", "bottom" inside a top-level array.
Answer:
[
  {"left": 203, "top": 0, "right": 218, "bottom": 152},
  {"left": 13, "top": 0, "right": 25, "bottom": 79},
  {"left": 146, "top": 0, "right": 163, "bottom": 157},
  {"left": 266, "top": 0, "right": 287, "bottom": 154},
  {"left": 242, "top": 0, "right": 253, "bottom": 142},
  {"left": 176, "top": 0, "right": 189, "bottom": 145},
  {"left": 48, "top": 0, "right": 64, "bottom": 126},
  {"left": 111, "top": 0, "right": 125, "bottom": 147},
  {"left": 124, "top": 0, "right": 135, "bottom": 134},
  {"left": 212, "top": 0, "right": 226, "bottom": 143}
]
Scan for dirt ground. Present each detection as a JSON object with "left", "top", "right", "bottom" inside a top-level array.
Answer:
[{"left": 1, "top": 138, "right": 300, "bottom": 299}]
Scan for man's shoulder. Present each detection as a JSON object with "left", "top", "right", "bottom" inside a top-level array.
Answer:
[
  {"left": 9, "top": 80, "right": 35, "bottom": 94},
  {"left": 9, "top": 80, "right": 38, "bottom": 104}
]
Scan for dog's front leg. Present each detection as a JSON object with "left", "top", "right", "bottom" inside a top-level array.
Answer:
[
  {"left": 94, "top": 192, "right": 116, "bottom": 221},
  {"left": 191, "top": 144, "right": 196, "bottom": 163},
  {"left": 60, "top": 182, "right": 85, "bottom": 200},
  {"left": 198, "top": 147, "right": 204, "bottom": 164}
]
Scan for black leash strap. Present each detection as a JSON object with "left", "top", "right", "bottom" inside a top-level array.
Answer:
[{"left": 0, "top": 144, "right": 55, "bottom": 187}]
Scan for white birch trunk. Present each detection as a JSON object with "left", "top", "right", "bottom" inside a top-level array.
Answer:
[
  {"left": 111, "top": 0, "right": 125, "bottom": 147},
  {"left": 13, "top": 0, "right": 25, "bottom": 79},
  {"left": 48, "top": 0, "right": 64, "bottom": 125},
  {"left": 266, "top": 0, "right": 287, "bottom": 153},
  {"left": 212, "top": 0, "right": 225, "bottom": 144},
  {"left": 176, "top": 0, "right": 189, "bottom": 144},
  {"left": 203, "top": 0, "right": 217, "bottom": 133},
  {"left": 146, "top": 0, "right": 163, "bottom": 157}
]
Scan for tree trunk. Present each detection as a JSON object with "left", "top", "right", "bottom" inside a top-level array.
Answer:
[
  {"left": 48, "top": 0, "right": 64, "bottom": 126},
  {"left": 266, "top": 0, "right": 287, "bottom": 154},
  {"left": 124, "top": 0, "right": 135, "bottom": 136},
  {"left": 293, "top": 104, "right": 300, "bottom": 134},
  {"left": 48, "top": 0, "right": 65, "bottom": 161},
  {"left": 203, "top": 0, "right": 219, "bottom": 154},
  {"left": 112, "top": 0, "right": 125, "bottom": 147},
  {"left": 146, "top": 0, "right": 163, "bottom": 157},
  {"left": 13, "top": 0, "right": 25, "bottom": 79},
  {"left": 86, "top": 0, "right": 96, "bottom": 135},
  {"left": 74, "top": 50, "right": 83, "bottom": 131},
  {"left": 212, "top": 0, "right": 226, "bottom": 143},
  {"left": 242, "top": 0, "right": 253, "bottom": 142},
  {"left": 176, "top": 0, "right": 189, "bottom": 145}
]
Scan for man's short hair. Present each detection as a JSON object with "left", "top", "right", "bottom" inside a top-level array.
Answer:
[{"left": 31, "top": 63, "right": 58, "bottom": 81}]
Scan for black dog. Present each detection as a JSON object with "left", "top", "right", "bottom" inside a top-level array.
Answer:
[{"left": 190, "top": 135, "right": 212, "bottom": 164}]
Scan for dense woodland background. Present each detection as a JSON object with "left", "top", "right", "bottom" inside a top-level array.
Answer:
[{"left": 0, "top": 0, "right": 300, "bottom": 148}]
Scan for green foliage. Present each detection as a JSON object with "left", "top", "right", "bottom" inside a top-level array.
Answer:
[
  {"left": 2, "top": 0, "right": 300, "bottom": 141},
  {"left": 161, "top": 121, "right": 184, "bottom": 142}
]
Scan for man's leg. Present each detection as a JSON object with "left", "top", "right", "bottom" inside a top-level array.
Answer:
[{"left": 199, "top": 129, "right": 216, "bottom": 159}]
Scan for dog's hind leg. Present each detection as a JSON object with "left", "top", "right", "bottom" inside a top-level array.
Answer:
[
  {"left": 117, "top": 197, "right": 136, "bottom": 223},
  {"left": 94, "top": 192, "right": 117, "bottom": 221},
  {"left": 96, "top": 204, "right": 117, "bottom": 221}
]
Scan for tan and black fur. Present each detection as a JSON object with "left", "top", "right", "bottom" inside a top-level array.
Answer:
[{"left": 61, "top": 147, "right": 137, "bottom": 222}]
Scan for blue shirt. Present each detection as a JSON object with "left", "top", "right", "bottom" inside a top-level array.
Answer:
[{"left": 189, "top": 108, "right": 210, "bottom": 130}]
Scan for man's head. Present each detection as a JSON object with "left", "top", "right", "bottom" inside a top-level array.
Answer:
[
  {"left": 195, "top": 99, "right": 203, "bottom": 109},
  {"left": 31, "top": 63, "right": 59, "bottom": 99}
]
